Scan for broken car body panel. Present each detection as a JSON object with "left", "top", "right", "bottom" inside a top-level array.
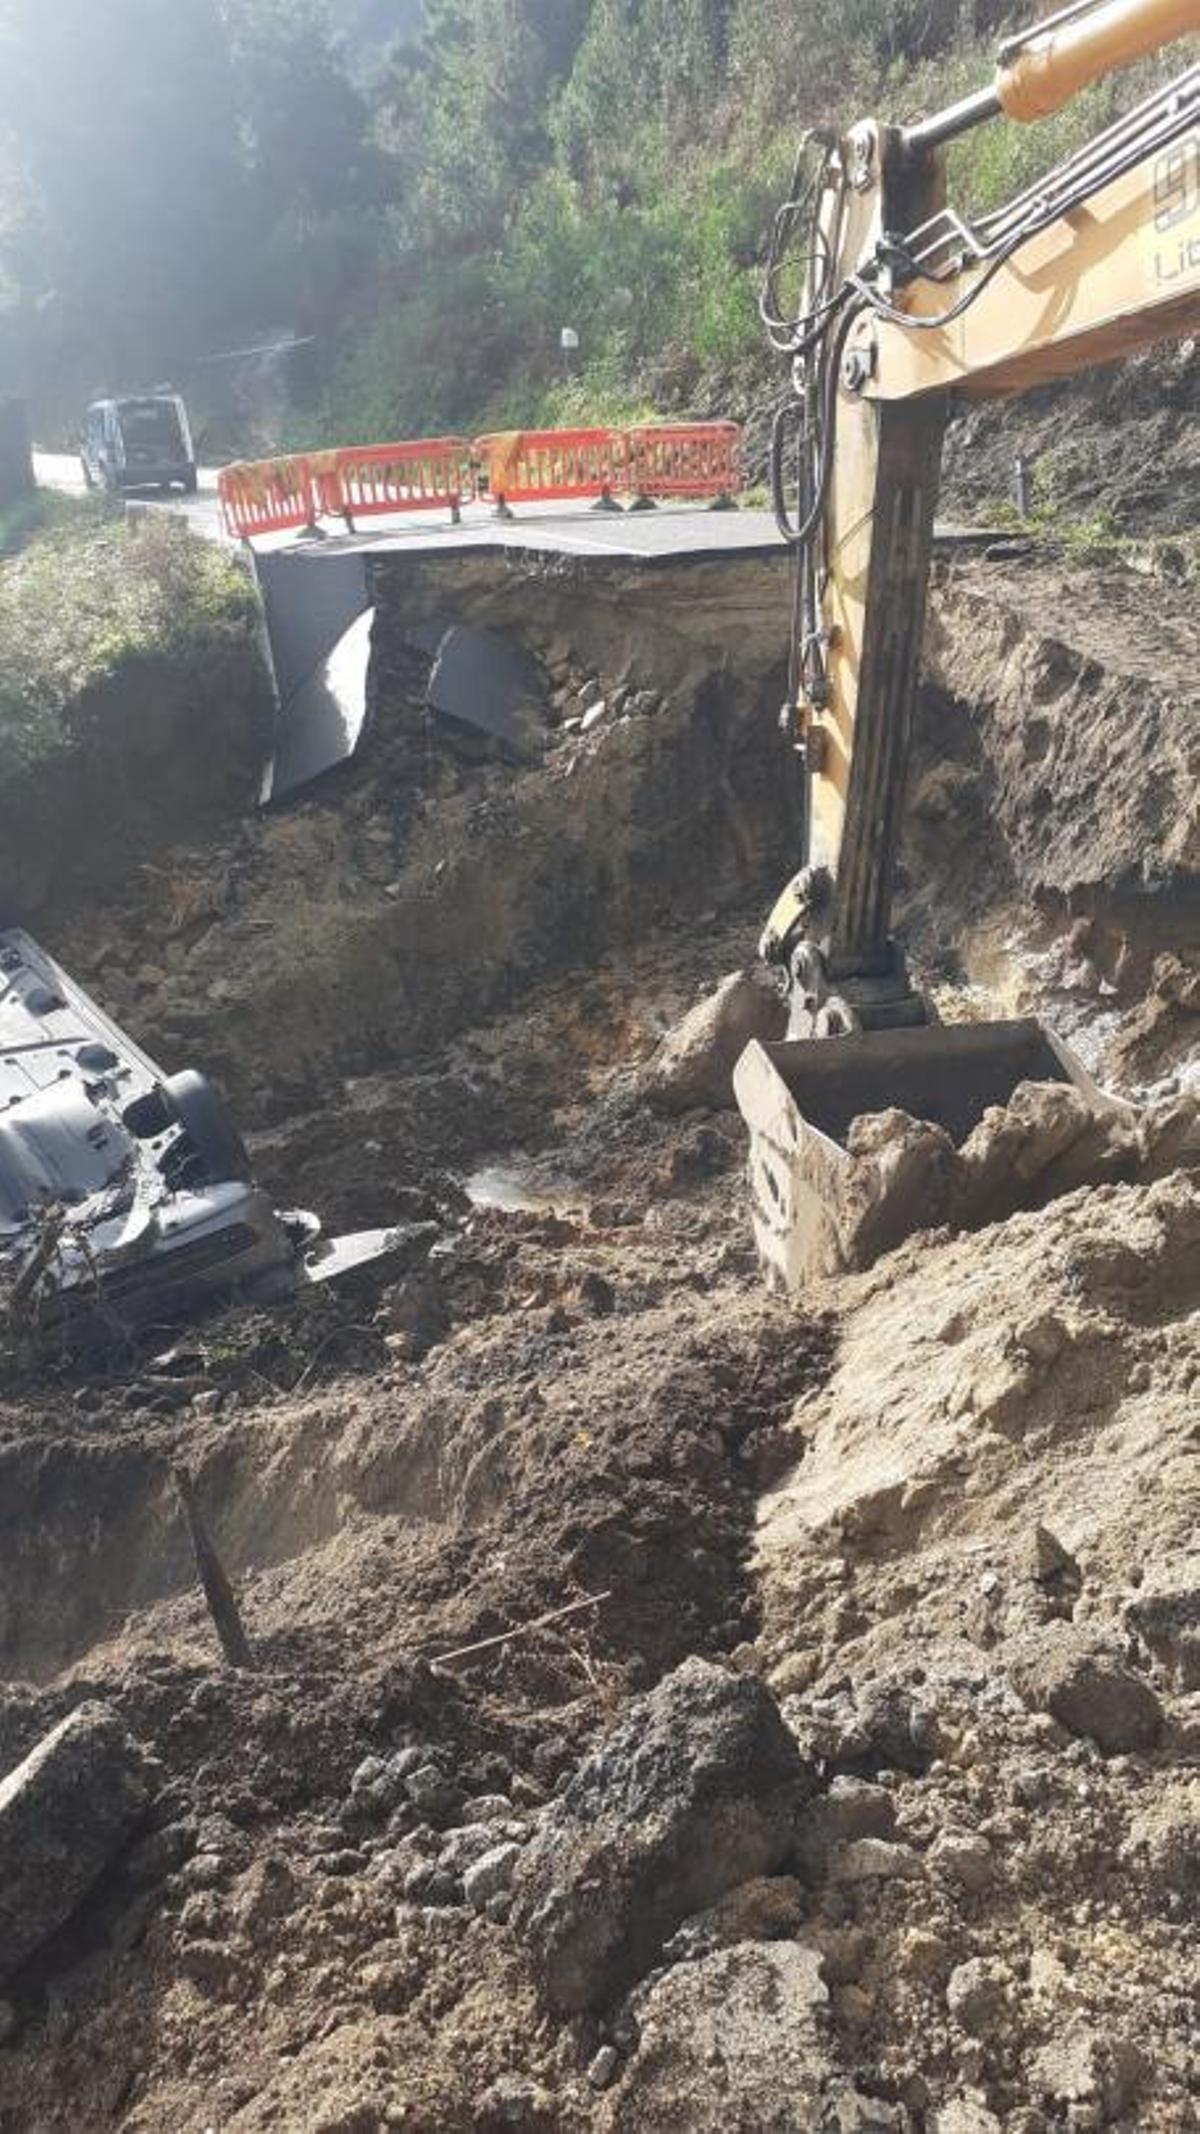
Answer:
[{"left": 0, "top": 929, "right": 393, "bottom": 1335}]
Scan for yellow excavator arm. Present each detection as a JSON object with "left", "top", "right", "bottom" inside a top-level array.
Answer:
[
  {"left": 739, "top": 0, "right": 1198, "bottom": 1291},
  {"left": 761, "top": 0, "right": 1199, "bottom": 1025},
  {"left": 996, "top": 0, "right": 1195, "bottom": 122}
]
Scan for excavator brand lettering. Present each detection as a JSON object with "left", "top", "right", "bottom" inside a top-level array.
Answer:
[{"left": 1146, "top": 133, "right": 1200, "bottom": 287}]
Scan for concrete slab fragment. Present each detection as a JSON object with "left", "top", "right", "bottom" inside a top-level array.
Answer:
[
  {"left": 266, "top": 608, "right": 375, "bottom": 801},
  {"left": 427, "top": 625, "right": 548, "bottom": 762}
]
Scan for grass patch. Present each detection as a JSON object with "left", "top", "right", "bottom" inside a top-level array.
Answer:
[
  {"left": 0, "top": 510, "right": 260, "bottom": 778},
  {"left": 0, "top": 484, "right": 104, "bottom": 559}
]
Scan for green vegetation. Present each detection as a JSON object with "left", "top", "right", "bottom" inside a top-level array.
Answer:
[
  {"left": 0, "top": 1, "right": 1189, "bottom": 449},
  {"left": 0, "top": 485, "right": 87, "bottom": 557},
  {"left": 0, "top": 511, "right": 260, "bottom": 774}
]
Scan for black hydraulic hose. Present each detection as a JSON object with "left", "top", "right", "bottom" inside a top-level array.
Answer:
[
  {"left": 770, "top": 298, "right": 858, "bottom": 547},
  {"left": 848, "top": 239, "right": 1018, "bottom": 333}
]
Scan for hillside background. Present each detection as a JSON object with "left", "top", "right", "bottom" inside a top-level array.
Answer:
[{"left": 0, "top": 0, "right": 1193, "bottom": 524}]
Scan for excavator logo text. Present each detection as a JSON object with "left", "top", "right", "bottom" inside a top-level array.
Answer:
[{"left": 1148, "top": 133, "right": 1200, "bottom": 286}]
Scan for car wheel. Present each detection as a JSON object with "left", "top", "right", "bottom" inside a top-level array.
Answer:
[{"left": 163, "top": 1069, "right": 252, "bottom": 1184}]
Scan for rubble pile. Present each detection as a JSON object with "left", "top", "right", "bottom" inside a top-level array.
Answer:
[{"left": 0, "top": 552, "right": 1194, "bottom": 2129}]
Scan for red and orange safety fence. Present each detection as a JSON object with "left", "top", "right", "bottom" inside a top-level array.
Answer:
[
  {"left": 218, "top": 455, "right": 318, "bottom": 540},
  {"left": 334, "top": 437, "right": 472, "bottom": 530},
  {"left": 218, "top": 422, "right": 743, "bottom": 541},
  {"left": 626, "top": 420, "right": 741, "bottom": 505},
  {"left": 472, "top": 427, "right": 627, "bottom": 512}
]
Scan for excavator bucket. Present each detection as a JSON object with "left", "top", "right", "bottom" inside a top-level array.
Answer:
[{"left": 733, "top": 1017, "right": 1107, "bottom": 1293}]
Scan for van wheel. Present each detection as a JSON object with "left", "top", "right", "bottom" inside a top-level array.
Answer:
[{"left": 163, "top": 1070, "right": 252, "bottom": 1184}]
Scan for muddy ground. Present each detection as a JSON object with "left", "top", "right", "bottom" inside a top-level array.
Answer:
[{"left": 0, "top": 541, "right": 1196, "bottom": 2132}]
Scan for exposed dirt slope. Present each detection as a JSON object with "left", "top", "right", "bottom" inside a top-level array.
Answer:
[
  {"left": 28, "top": 551, "right": 797, "bottom": 1124},
  {"left": 753, "top": 1168, "right": 1198, "bottom": 2128},
  {"left": 0, "top": 552, "right": 1194, "bottom": 2132},
  {"left": 940, "top": 341, "right": 1199, "bottom": 540},
  {"left": 904, "top": 553, "right": 1198, "bottom": 1083}
]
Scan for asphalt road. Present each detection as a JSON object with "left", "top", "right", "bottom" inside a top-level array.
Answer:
[
  {"left": 35, "top": 447, "right": 792, "bottom": 562},
  {"left": 33, "top": 449, "right": 1004, "bottom": 568},
  {"left": 33, "top": 450, "right": 226, "bottom": 541}
]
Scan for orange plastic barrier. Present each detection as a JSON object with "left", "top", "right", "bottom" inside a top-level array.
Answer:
[
  {"left": 218, "top": 455, "right": 319, "bottom": 539},
  {"left": 308, "top": 448, "right": 347, "bottom": 524},
  {"left": 334, "top": 437, "right": 471, "bottom": 530},
  {"left": 625, "top": 422, "right": 742, "bottom": 503},
  {"left": 473, "top": 427, "right": 626, "bottom": 509},
  {"left": 218, "top": 420, "right": 745, "bottom": 540}
]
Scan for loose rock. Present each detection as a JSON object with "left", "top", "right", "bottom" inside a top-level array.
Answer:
[
  {"left": 1008, "top": 1626, "right": 1163, "bottom": 1753},
  {"left": 946, "top": 1959, "right": 1008, "bottom": 2038},
  {"left": 512, "top": 1657, "right": 810, "bottom": 2012},
  {"left": 0, "top": 1703, "right": 155, "bottom": 1984},
  {"left": 642, "top": 967, "right": 786, "bottom": 1115},
  {"left": 827, "top": 1838, "right": 923, "bottom": 1886},
  {"left": 931, "top": 2102, "right": 1002, "bottom": 2133},
  {"left": 928, "top": 1831, "right": 994, "bottom": 1894},
  {"left": 463, "top": 1843, "right": 521, "bottom": 1912},
  {"left": 587, "top": 2044, "right": 619, "bottom": 2090},
  {"left": 607, "top": 1940, "right": 829, "bottom": 2131}
]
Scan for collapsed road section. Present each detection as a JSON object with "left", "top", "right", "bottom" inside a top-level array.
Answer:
[
  {"left": 0, "top": 513, "right": 1194, "bottom": 2128},
  {"left": 248, "top": 498, "right": 791, "bottom": 803},
  {"left": 0, "top": 0, "right": 1196, "bottom": 2124}
]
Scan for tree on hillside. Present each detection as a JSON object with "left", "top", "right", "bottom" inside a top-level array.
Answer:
[
  {"left": 217, "top": 0, "right": 393, "bottom": 330},
  {"left": 553, "top": 0, "right": 732, "bottom": 191},
  {"left": 0, "top": 0, "right": 245, "bottom": 396},
  {"left": 0, "top": 0, "right": 395, "bottom": 411},
  {"left": 375, "top": 0, "right": 591, "bottom": 244},
  {"left": 220, "top": 0, "right": 385, "bottom": 220},
  {"left": 327, "top": 0, "right": 425, "bottom": 82}
]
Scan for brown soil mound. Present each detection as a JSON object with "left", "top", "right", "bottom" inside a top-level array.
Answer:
[{"left": 0, "top": 552, "right": 1194, "bottom": 2131}]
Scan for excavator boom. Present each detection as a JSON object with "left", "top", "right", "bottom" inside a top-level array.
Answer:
[{"left": 738, "top": 0, "right": 1200, "bottom": 1290}]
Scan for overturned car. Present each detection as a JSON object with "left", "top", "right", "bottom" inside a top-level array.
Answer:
[{"left": 0, "top": 929, "right": 385, "bottom": 1342}]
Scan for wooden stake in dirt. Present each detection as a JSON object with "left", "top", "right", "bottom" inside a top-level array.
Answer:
[{"left": 173, "top": 1465, "right": 255, "bottom": 1671}]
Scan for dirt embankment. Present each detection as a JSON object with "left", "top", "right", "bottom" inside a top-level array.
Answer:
[
  {"left": 0, "top": 548, "right": 1194, "bottom": 2131},
  {"left": 0, "top": 521, "right": 272, "bottom": 922},
  {"left": 924, "top": 558, "right": 1197, "bottom": 920},
  {"left": 940, "top": 340, "right": 1199, "bottom": 540},
  {"left": 903, "top": 553, "right": 1199, "bottom": 1086},
  {"left": 26, "top": 549, "right": 798, "bottom": 1125}
]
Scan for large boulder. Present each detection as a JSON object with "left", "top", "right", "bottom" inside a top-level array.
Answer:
[
  {"left": 642, "top": 968, "right": 786, "bottom": 1114},
  {"left": 512, "top": 1657, "right": 811, "bottom": 2013},
  {"left": 0, "top": 1702, "right": 156, "bottom": 1982},
  {"left": 605, "top": 1940, "right": 830, "bottom": 2132}
]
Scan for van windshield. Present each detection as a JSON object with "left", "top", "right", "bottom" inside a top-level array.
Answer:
[{"left": 116, "top": 399, "right": 184, "bottom": 454}]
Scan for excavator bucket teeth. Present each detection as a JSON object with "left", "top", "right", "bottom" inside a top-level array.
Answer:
[{"left": 733, "top": 1017, "right": 1107, "bottom": 1293}]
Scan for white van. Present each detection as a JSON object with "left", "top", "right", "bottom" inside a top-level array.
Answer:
[{"left": 81, "top": 392, "right": 197, "bottom": 495}]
